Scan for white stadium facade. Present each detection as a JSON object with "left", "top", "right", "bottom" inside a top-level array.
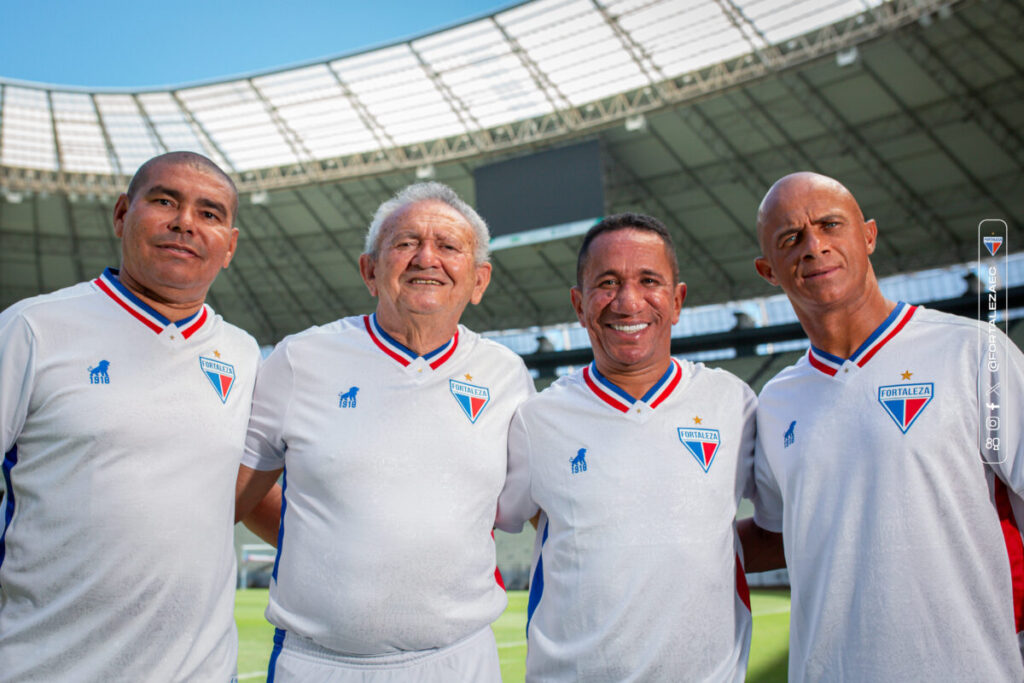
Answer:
[{"left": 1, "top": 0, "right": 1022, "bottom": 585}]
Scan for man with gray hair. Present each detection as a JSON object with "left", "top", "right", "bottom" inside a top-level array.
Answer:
[{"left": 235, "top": 182, "right": 534, "bottom": 682}]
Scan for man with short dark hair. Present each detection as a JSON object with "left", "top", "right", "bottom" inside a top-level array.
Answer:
[
  {"left": 497, "top": 212, "right": 756, "bottom": 681},
  {"left": 747, "top": 171, "right": 1024, "bottom": 681},
  {"left": 0, "top": 151, "right": 260, "bottom": 681},
  {"left": 235, "top": 182, "right": 534, "bottom": 682}
]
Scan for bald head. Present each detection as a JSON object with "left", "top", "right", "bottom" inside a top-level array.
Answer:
[
  {"left": 756, "top": 172, "right": 865, "bottom": 253},
  {"left": 127, "top": 152, "right": 238, "bottom": 222}
]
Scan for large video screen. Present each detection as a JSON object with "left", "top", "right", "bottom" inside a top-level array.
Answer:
[{"left": 474, "top": 140, "right": 604, "bottom": 238}]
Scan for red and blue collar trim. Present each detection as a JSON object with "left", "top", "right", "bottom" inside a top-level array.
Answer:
[
  {"left": 93, "top": 268, "right": 207, "bottom": 337},
  {"left": 808, "top": 302, "right": 916, "bottom": 377},
  {"left": 582, "top": 359, "right": 682, "bottom": 413},
  {"left": 363, "top": 313, "right": 458, "bottom": 369}
]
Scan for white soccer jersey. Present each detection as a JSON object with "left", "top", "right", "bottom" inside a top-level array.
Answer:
[
  {"left": 496, "top": 359, "right": 756, "bottom": 682},
  {"left": 242, "top": 313, "right": 535, "bottom": 657},
  {"left": 754, "top": 302, "right": 1024, "bottom": 682},
  {"left": 0, "top": 268, "right": 259, "bottom": 682}
]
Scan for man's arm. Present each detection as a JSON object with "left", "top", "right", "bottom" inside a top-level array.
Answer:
[
  {"left": 235, "top": 465, "right": 284, "bottom": 546},
  {"left": 738, "top": 518, "right": 786, "bottom": 572}
]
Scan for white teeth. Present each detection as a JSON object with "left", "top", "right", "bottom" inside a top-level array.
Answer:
[
  {"left": 611, "top": 323, "right": 648, "bottom": 333},
  {"left": 411, "top": 278, "right": 442, "bottom": 285}
]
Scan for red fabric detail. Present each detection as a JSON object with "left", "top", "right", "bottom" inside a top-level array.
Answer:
[
  {"left": 994, "top": 478, "right": 1024, "bottom": 632},
  {"left": 735, "top": 552, "right": 751, "bottom": 611},
  {"left": 491, "top": 530, "right": 506, "bottom": 590},
  {"left": 219, "top": 374, "right": 233, "bottom": 396}
]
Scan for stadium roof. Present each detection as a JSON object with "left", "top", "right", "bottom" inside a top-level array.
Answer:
[{"left": 1, "top": 0, "right": 1021, "bottom": 344}]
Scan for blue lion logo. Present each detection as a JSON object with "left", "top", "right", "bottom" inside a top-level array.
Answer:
[
  {"left": 570, "top": 448, "right": 587, "bottom": 474},
  {"left": 89, "top": 360, "right": 110, "bottom": 384},
  {"left": 338, "top": 386, "right": 359, "bottom": 408},
  {"left": 784, "top": 420, "right": 796, "bottom": 448}
]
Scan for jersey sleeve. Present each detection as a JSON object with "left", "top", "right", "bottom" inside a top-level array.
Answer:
[
  {"left": 751, "top": 412, "right": 784, "bottom": 534},
  {"left": 495, "top": 407, "right": 538, "bottom": 532},
  {"left": 0, "top": 310, "right": 35, "bottom": 456},
  {"left": 241, "top": 341, "right": 293, "bottom": 472}
]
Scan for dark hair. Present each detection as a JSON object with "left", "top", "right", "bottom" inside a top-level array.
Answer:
[
  {"left": 126, "top": 151, "right": 238, "bottom": 220},
  {"left": 576, "top": 212, "right": 679, "bottom": 286}
]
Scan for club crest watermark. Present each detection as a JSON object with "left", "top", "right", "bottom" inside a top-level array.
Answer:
[{"left": 977, "top": 219, "right": 1010, "bottom": 464}]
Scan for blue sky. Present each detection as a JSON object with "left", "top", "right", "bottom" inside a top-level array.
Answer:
[{"left": 0, "top": 0, "right": 517, "bottom": 89}]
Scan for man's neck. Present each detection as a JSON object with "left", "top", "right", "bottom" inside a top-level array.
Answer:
[
  {"left": 115, "top": 269, "right": 205, "bottom": 323},
  {"left": 595, "top": 358, "right": 673, "bottom": 400},
  {"left": 797, "top": 289, "right": 895, "bottom": 359},
  {"left": 374, "top": 308, "right": 458, "bottom": 356}
]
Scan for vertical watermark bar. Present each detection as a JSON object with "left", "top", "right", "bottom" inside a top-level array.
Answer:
[{"left": 978, "top": 219, "right": 1009, "bottom": 465}]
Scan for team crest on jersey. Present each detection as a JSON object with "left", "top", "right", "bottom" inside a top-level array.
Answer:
[
  {"left": 88, "top": 360, "right": 111, "bottom": 384},
  {"left": 877, "top": 382, "right": 933, "bottom": 433},
  {"left": 199, "top": 356, "right": 236, "bottom": 403},
  {"left": 449, "top": 379, "right": 490, "bottom": 423},
  {"left": 678, "top": 428, "right": 720, "bottom": 473}
]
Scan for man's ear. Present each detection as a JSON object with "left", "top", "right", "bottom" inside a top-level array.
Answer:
[
  {"left": 863, "top": 218, "right": 878, "bottom": 255},
  {"left": 570, "top": 286, "right": 585, "bottom": 327},
  {"left": 754, "top": 257, "right": 778, "bottom": 286},
  {"left": 113, "top": 194, "right": 130, "bottom": 238},
  {"left": 358, "top": 253, "right": 379, "bottom": 297}
]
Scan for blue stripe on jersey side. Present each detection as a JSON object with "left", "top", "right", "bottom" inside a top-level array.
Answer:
[
  {"left": 266, "top": 628, "right": 286, "bottom": 683},
  {"left": 0, "top": 446, "right": 17, "bottom": 580},
  {"left": 271, "top": 469, "right": 287, "bottom": 582},
  {"left": 849, "top": 301, "right": 906, "bottom": 362},
  {"left": 526, "top": 519, "right": 549, "bottom": 638}
]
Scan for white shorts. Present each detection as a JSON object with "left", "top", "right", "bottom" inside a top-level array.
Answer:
[{"left": 266, "top": 625, "right": 501, "bottom": 683}]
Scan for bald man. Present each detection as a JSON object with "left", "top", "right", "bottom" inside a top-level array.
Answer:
[{"left": 742, "top": 172, "right": 1024, "bottom": 681}]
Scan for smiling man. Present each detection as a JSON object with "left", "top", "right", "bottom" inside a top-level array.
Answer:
[
  {"left": 496, "top": 213, "right": 757, "bottom": 681},
  {"left": 0, "top": 152, "right": 260, "bottom": 681},
  {"left": 234, "top": 182, "right": 534, "bottom": 682},
  {"left": 747, "top": 172, "right": 1024, "bottom": 681}
]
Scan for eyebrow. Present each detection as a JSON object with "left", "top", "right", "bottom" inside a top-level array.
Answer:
[{"left": 147, "top": 185, "right": 229, "bottom": 218}]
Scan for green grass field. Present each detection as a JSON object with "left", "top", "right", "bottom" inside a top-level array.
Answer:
[{"left": 235, "top": 588, "right": 789, "bottom": 681}]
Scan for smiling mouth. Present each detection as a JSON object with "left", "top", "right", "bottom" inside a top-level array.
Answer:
[
  {"left": 408, "top": 278, "right": 444, "bottom": 285},
  {"left": 158, "top": 244, "right": 198, "bottom": 257},
  {"left": 609, "top": 322, "right": 649, "bottom": 333},
  {"left": 802, "top": 266, "right": 839, "bottom": 280}
]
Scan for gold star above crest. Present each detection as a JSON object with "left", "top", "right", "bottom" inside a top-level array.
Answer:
[
  {"left": 901, "top": 370, "right": 912, "bottom": 380},
  {"left": 693, "top": 416, "right": 702, "bottom": 425},
  {"left": 213, "top": 350, "right": 221, "bottom": 359},
  {"left": 465, "top": 373, "right": 473, "bottom": 381}
]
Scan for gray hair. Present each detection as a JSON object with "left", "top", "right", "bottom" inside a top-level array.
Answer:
[{"left": 363, "top": 182, "right": 491, "bottom": 263}]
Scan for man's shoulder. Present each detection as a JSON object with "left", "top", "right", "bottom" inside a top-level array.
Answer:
[
  {"left": 690, "top": 361, "right": 756, "bottom": 396},
  {"left": 909, "top": 305, "right": 983, "bottom": 335},
  {"left": 0, "top": 280, "right": 99, "bottom": 329},
  {"left": 518, "top": 370, "right": 581, "bottom": 414},
  {"left": 273, "top": 316, "right": 366, "bottom": 351},
  {"left": 460, "top": 327, "right": 530, "bottom": 371}
]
